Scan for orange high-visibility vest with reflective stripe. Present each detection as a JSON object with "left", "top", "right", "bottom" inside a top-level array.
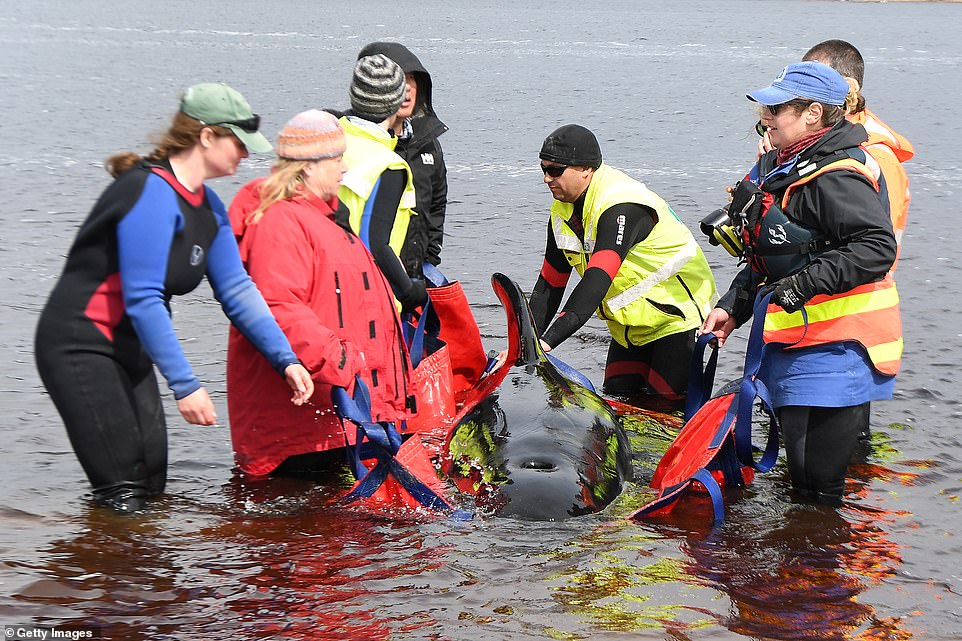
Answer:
[
  {"left": 762, "top": 159, "right": 902, "bottom": 377},
  {"left": 850, "top": 109, "right": 914, "bottom": 271},
  {"left": 780, "top": 157, "right": 880, "bottom": 208},
  {"left": 763, "top": 275, "right": 902, "bottom": 376}
]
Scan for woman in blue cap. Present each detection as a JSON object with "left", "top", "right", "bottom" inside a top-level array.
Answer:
[
  {"left": 35, "top": 83, "right": 314, "bottom": 512},
  {"left": 701, "top": 62, "right": 901, "bottom": 505}
]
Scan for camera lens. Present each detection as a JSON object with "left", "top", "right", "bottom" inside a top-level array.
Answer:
[{"left": 700, "top": 208, "right": 730, "bottom": 237}]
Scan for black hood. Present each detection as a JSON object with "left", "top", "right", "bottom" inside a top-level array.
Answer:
[{"left": 357, "top": 42, "right": 447, "bottom": 140}]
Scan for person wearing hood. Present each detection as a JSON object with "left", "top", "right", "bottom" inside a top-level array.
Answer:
[
  {"left": 701, "top": 62, "right": 902, "bottom": 506},
  {"left": 337, "top": 54, "right": 427, "bottom": 313},
  {"left": 357, "top": 41, "right": 449, "bottom": 278}
]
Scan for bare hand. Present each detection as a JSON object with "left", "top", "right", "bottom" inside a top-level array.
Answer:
[
  {"left": 757, "top": 129, "right": 774, "bottom": 158},
  {"left": 177, "top": 387, "right": 217, "bottom": 426},
  {"left": 540, "top": 339, "right": 552, "bottom": 354},
  {"left": 284, "top": 363, "right": 314, "bottom": 406},
  {"left": 699, "top": 308, "right": 738, "bottom": 348}
]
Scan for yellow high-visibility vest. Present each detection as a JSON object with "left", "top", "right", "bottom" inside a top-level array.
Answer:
[{"left": 550, "top": 164, "right": 717, "bottom": 347}]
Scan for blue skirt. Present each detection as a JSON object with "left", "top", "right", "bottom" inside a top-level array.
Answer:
[{"left": 759, "top": 341, "right": 896, "bottom": 409}]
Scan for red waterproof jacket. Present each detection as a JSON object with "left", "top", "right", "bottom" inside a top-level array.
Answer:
[{"left": 226, "top": 179, "right": 413, "bottom": 476}]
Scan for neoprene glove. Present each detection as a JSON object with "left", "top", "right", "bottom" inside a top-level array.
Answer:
[
  {"left": 399, "top": 279, "right": 428, "bottom": 314},
  {"left": 772, "top": 270, "right": 816, "bottom": 313}
]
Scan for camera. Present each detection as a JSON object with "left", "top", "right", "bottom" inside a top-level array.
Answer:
[{"left": 699, "top": 205, "right": 743, "bottom": 258}]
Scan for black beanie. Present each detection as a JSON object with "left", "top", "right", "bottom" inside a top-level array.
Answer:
[{"left": 539, "top": 124, "right": 602, "bottom": 168}]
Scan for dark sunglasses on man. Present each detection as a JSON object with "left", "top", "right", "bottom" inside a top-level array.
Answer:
[{"left": 540, "top": 163, "right": 568, "bottom": 178}]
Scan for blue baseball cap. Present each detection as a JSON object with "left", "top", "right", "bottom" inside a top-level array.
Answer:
[{"left": 747, "top": 61, "right": 849, "bottom": 107}]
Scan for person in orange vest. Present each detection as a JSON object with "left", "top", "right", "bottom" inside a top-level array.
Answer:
[
  {"left": 803, "top": 39, "right": 914, "bottom": 270},
  {"left": 702, "top": 62, "right": 901, "bottom": 506},
  {"left": 756, "top": 40, "right": 914, "bottom": 270}
]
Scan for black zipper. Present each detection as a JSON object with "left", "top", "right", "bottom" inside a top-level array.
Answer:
[
  {"left": 675, "top": 274, "right": 704, "bottom": 324},
  {"left": 334, "top": 272, "right": 344, "bottom": 328}
]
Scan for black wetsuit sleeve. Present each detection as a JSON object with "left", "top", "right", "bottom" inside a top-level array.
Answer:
[
  {"left": 367, "top": 168, "right": 419, "bottom": 301},
  {"left": 528, "top": 219, "right": 572, "bottom": 335},
  {"left": 541, "top": 203, "right": 655, "bottom": 348},
  {"left": 716, "top": 265, "right": 763, "bottom": 327}
]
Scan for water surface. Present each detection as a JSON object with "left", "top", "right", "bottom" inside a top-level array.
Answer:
[{"left": 1, "top": 1, "right": 959, "bottom": 639}]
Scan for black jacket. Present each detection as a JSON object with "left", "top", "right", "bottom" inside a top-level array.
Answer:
[
  {"left": 358, "top": 42, "right": 449, "bottom": 276},
  {"left": 718, "top": 119, "right": 897, "bottom": 325}
]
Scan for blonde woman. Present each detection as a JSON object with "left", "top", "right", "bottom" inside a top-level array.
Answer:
[{"left": 227, "top": 110, "right": 414, "bottom": 478}]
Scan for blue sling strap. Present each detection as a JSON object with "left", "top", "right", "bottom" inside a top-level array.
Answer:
[
  {"left": 631, "top": 290, "right": 783, "bottom": 524},
  {"left": 332, "top": 376, "right": 471, "bottom": 519}
]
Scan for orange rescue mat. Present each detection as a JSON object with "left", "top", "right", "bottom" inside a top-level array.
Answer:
[
  {"left": 332, "top": 375, "right": 470, "bottom": 518},
  {"left": 404, "top": 266, "right": 490, "bottom": 433},
  {"left": 422, "top": 264, "right": 489, "bottom": 403},
  {"left": 630, "top": 291, "right": 781, "bottom": 524},
  {"left": 403, "top": 294, "right": 457, "bottom": 431},
  {"left": 330, "top": 265, "right": 490, "bottom": 517}
]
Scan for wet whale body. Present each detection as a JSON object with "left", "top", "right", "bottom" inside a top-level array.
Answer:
[{"left": 444, "top": 273, "right": 632, "bottom": 521}]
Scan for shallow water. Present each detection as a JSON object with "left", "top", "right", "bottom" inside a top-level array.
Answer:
[{"left": 1, "top": 1, "right": 960, "bottom": 639}]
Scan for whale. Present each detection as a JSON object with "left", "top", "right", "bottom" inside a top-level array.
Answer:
[{"left": 442, "top": 273, "right": 633, "bottom": 521}]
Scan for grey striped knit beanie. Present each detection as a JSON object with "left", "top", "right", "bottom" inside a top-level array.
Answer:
[{"left": 349, "top": 54, "right": 406, "bottom": 122}]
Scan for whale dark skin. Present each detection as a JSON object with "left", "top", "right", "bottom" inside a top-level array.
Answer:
[{"left": 444, "top": 273, "right": 633, "bottom": 521}]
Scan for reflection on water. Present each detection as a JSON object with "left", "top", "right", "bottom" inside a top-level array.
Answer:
[
  {"left": 14, "top": 414, "right": 916, "bottom": 640},
  {"left": 16, "top": 486, "right": 459, "bottom": 640}
]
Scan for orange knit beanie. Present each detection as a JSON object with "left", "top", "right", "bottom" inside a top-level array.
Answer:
[{"left": 275, "top": 109, "right": 346, "bottom": 160}]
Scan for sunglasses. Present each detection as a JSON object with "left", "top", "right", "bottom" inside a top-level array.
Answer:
[
  {"left": 765, "top": 100, "right": 814, "bottom": 117},
  {"left": 210, "top": 114, "right": 261, "bottom": 133},
  {"left": 540, "top": 163, "right": 568, "bottom": 178},
  {"left": 755, "top": 120, "right": 768, "bottom": 137}
]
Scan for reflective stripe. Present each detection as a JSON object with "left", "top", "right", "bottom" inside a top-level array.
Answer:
[
  {"left": 765, "top": 281, "right": 900, "bottom": 330},
  {"left": 552, "top": 214, "right": 584, "bottom": 252},
  {"left": 868, "top": 338, "right": 904, "bottom": 370},
  {"left": 780, "top": 158, "right": 879, "bottom": 208},
  {"left": 341, "top": 168, "right": 373, "bottom": 199},
  {"left": 607, "top": 237, "right": 699, "bottom": 313},
  {"left": 764, "top": 277, "right": 902, "bottom": 376},
  {"left": 863, "top": 116, "right": 900, "bottom": 148}
]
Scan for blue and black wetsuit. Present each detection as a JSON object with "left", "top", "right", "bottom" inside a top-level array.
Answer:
[{"left": 35, "top": 160, "right": 299, "bottom": 510}]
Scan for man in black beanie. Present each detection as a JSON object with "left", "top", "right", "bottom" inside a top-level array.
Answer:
[
  {"left": 527, "top": 124, "right": 717, "bottom": 407},
  {"left": 337, "top": 54, "right": 428, "bottom": 314}
]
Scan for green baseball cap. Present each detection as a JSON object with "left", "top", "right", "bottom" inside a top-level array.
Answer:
[{"left": 180, "top": 82, "right": 273, "bottom": 153}]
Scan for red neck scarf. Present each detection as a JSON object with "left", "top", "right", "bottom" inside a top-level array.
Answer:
[{"left": 776, "top": 127, "right": 831, "bottom": 166}]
